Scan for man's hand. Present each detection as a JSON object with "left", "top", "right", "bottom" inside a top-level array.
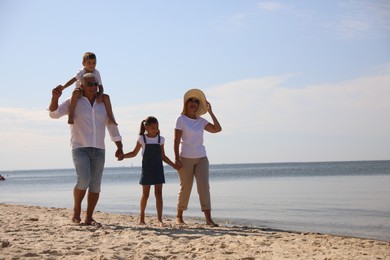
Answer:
[
  {"left": 49, "top": 86, "right": 63, "bottom": 112},
  {"left": 52, "top": 85, "right": 63, "bottom": 99},
  {"left": 115, "top": 141, "right": 124, "bottom": 161},
  {"left": 116, "top": 148, "right": 124, "bottom": 161}
]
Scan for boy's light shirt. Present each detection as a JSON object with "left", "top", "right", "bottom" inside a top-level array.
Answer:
[{"left": 74, "top": 69, "right": 102, "bottom": 88}]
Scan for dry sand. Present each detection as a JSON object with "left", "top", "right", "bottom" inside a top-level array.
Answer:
[{"left": 1, "top": 203, "right": 389, "bottom": 259}]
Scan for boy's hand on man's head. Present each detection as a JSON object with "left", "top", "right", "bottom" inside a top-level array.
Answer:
[{"left": 96, "top": 92, "right": 103, "bottom": 103}]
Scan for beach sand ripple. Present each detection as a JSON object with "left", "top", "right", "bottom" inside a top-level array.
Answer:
[{"left": 1, "top": 203, "right": 389, "bottom": 259}]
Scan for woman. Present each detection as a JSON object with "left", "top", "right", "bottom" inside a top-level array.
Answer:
[{"left": 174, "top": 89, "right": 222, "bottom": 227}]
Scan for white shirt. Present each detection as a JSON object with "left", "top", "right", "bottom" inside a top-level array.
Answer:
[
  {"left": 74, "top": 69, "right": 102, "bottom": 89},
  {"left": 137, "top": 135, "right": 165, "bottom": 156},
  {"left": 49, "top": 96, "right": 121, "bottom": 149},
  {"left": 175, "top": 115, "right": 209, "bottom": 158}
]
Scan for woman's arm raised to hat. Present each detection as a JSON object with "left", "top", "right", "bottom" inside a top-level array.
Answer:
[{"left": 205, "top": 101, "right": 222, "bottom": 133}]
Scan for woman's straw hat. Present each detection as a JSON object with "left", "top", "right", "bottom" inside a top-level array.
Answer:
[{"left": 181, "top": 89, "right": 208, "bottom": 117}]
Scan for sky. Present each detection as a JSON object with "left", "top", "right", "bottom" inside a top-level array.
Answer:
[{"left": 0, "top": 0, "right": 389, "bottom": 170}]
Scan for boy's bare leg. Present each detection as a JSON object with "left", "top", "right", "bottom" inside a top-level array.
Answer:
[
  {"left": 68, "top": 88, "right": 82, "bottom": 124},
  {"left": 103, "top": 94, "right": 118, "bottom": 125}
]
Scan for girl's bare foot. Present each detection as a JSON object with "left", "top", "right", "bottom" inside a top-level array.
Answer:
[
  {"left": 157, "top": 220, "right": 165, "bottom": 227},
  {"left": 139, "top": 217, "right": 146, "bottom": 225}
]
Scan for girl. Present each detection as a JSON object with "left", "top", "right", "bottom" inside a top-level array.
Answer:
[{"left": 123, "top": 116, "right": 176, "bottom": 226}]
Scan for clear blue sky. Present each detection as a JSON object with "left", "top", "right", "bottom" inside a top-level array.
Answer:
[{"left": 1, "top": 0, "right": 389, "bottom": 170}]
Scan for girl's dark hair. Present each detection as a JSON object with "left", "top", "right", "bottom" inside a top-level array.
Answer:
[{"left": 139, "top": 116, "right": 158, "bottom": 135}]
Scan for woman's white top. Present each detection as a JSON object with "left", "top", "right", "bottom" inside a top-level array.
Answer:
[{"left": 175, "top": 115, "right": 209, "bottom": 158}]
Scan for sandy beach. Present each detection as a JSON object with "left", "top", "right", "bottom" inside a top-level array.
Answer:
[{"left": 0, "top": 203, "right": 389, "bottom": 259}]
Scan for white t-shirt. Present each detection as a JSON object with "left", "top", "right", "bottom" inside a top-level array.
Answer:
[
  {"left": 137, "top": 135, "right": 165, "bottom": 156},
  {"left": 175, "top": 115, "right": 209, "bottom": 158},
  {"left": 74, "top": 69, "right": 102, "bottom": 89}
]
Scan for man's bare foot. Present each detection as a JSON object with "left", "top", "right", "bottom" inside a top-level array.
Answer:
[
  {"left": 84, "top": 218, "right": 102, "bottom": 227},
  {"left": 71, "top": 217, "right": 81, "bottom": 224},
  {"left": 72, "top": 210, "right": 81, "bottom": 223},
  {"left": 175, "top": 217, "right": 185, "bottom": 225}
]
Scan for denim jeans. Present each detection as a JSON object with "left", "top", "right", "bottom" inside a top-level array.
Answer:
[{"left": 72, "top": 147, "right": 105, "bottom": 193}]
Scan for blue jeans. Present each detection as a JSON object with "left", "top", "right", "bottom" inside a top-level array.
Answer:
[{"left": 72, "top": 147, "right": 105, "bottom": 193}]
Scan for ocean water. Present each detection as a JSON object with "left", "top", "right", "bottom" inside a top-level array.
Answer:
[{"left": 1, "top": 161, "right": 389, "bottom": 241}]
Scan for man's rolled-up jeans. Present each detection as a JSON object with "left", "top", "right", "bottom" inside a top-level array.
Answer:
[{"left": 72, "top": 147, "right": 105, "bottom": 193}]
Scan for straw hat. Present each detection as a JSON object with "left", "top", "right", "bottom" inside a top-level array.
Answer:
[{"left": 181, "top": 89, "right": 208, "bottom": 117}]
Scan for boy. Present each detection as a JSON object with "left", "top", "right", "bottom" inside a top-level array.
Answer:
[{"left": 60, "top": 52, "right": 117, "bottom": 125}]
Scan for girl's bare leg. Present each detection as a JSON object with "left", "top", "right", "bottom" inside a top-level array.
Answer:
[
  {"left": 155, "top": 184, "right": 164, "bottom": 226},
  {"left": 140, "top": 185, "right": 151, "bottom": 225}
]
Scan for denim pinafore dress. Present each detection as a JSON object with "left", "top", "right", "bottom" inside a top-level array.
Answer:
[{"left": 140, "top": 134, "right": 165, "bottom": 185}]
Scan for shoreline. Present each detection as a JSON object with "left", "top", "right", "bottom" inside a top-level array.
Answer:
[
  {"left": 5, "top": 201, "right": 389, "bottom": 243},
  {"left": 1, "top": 203, "right": 389, "bottom": 259}
]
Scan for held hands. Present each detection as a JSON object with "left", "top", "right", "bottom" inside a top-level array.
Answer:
[
  {"left": 115, "top": 148, "right": 124, "bottom": 161},
  {"left": 52, "top": 85, "right": 63, "bottom": 99},
  {"left": 175, "top": 158, "right": 183, "bottom": 170},
  {"left": 49, "top": 85, "right": 63, "bottom": 112}
]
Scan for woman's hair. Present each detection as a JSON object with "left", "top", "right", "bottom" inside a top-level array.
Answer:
[
  {"left": 139, "top": 116, "right": 158, "bottom": 135},
  {"left": 83, "top": 52, "right": 96, "bottom": 62}
]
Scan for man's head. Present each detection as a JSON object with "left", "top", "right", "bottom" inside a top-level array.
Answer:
[{"left": 81, "top": 73, "right": 98, "bottom": 97}]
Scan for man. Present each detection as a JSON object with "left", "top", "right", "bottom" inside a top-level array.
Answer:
[{"left": 49, "top": 73, "right": 123, "bottom": 226}]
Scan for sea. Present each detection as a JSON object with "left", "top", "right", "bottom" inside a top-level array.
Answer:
[{"left": 1, "top": 161, "right": 389, "bottom": 242}]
